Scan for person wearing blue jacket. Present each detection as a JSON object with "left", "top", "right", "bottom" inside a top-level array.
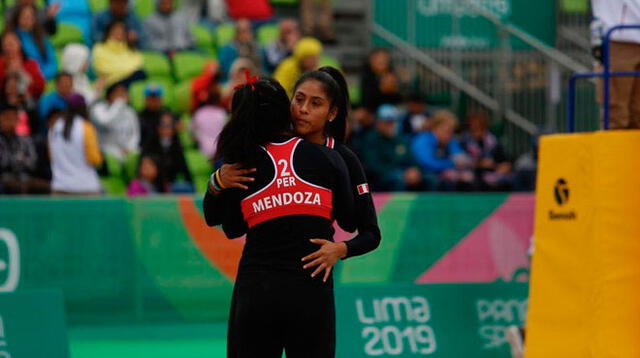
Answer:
[
  {"left": 10, "top": 4, "right": 58, "bottom": 79},
  {"left": 411, "top": 109, "right": 474, "bottom": 191}
]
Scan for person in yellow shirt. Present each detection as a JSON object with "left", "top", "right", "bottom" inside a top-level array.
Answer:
[
  {"left": 92, "top": 19, "right": 146, "bottom": 87},
  {"left": 273, "top": 37, "right": 322, "bottom": 97}
]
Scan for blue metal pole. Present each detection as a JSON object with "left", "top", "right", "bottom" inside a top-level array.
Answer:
[
  {"left": 565, "top": 71, "right": 640, "bottom": 132},
  {"left": 602, "top": 25, "right": 640, "bottom": 130},
  {"left": 568, "top": 75, "right": 577, "bottom": 132}
]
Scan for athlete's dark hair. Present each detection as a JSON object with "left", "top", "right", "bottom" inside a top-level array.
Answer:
[
  {"left": 293, "top": 66, "right": 350, "bottom": 143},
  {"left": 215, "top": 77, "right": 291, "bottom": 166}
]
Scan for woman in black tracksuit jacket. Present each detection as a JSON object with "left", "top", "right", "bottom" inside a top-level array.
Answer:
[
  {"left": 219, "top": 66, "right": 382, "bottom": 265},
  {"left": 203, "top": 77, "right": 357, "bottom": 358}
]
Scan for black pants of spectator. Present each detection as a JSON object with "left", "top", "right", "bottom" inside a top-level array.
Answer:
[{"left": 227, "top": 269, "right": 335, "bottom": 358}]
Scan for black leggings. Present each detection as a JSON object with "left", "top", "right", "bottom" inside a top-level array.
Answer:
[{"left": 227, "top": 270, "right": 335, "bottom": 358}]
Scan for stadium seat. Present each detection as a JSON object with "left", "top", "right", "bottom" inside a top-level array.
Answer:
[
  {"left": 214, "top": 22, "right": 235, "bottom": 48},
  {"left": 348, "top": 84, "right": 361, "bottom": 105},
  {"left": 185, "top": 149, "right": 212, "bottom": 194},
  {"left": 124, "top": 152, "right": 140, "bottom": 183},
  {"left": 257, "top": 23, "right": 279, "bottom": 45},
  {"left": 88, "top": 0, "right": 108, "bottom": 12},
  {"left": 141, "top": 51, "right": 172, "bottom": 78},
  {"left": 191, "top": 24, "right": 216, "bottom": 56},
  {"left": 100, "top": 153, "right": 127, "bottom": 195},
  {"left": 318, "top": 55, "right": 342, "bottom": 70},
  {"left": 128, "top": 79, "right": 175, "bottom": 111},
  {"left": 173, "top": 79, "right": 193, "bottom": 114},
  {"left": 172, "top": 51, "right": 211, "bottom": 82},
  {"left": 50, "top": 23, "right": 84, "bottom": 48},
  {"left": 270, "top": 0, "right": 299, "bottom": 4},
  {"left": 178, "top": 114, "right": 195, "bottom": 149},
  {"left": 133, "top": 0, "right": 154, "bottom": 18}
]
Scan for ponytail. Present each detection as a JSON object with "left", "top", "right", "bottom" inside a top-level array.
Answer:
[{"left": 215, "top": 77, "right": 291, "bottom": 166}]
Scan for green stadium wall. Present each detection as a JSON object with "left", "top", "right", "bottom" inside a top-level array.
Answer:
[{"left": 0, "top": 194, "right": 533, "bottom": 325}]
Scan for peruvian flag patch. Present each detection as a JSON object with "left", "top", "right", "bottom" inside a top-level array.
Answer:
[{"left": 357, "top": 183, "right": 370, "bottom": 195}]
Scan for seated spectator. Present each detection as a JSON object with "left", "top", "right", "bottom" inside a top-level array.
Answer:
[
  {"left": 141, "top": 112, "right": 193, "bottom": 193},
  {"left": 412, "top": 110, "right": 473, "bottom": 191},
  {"left": 92, "top": 20, "right": 146, "bottom": 87},
  {"left": 513, "top": 138, "right": 538, "bottom": 191},
  {"left": 127, "top": 155, "right": 160, "bottom": 196},
  {"left": 49, "top": 94, "right": 103, "bottom": 195},
  {"left": 220, "top": 57, "right": 256, "bottom": 109},
  {"left": 39, "top": 73, "right": 74, "bottom": 133},
  {"left": 92, "top": 0, "right": 146, "bottom": 48},
  {"left": 225, "top": 0, "right": 273, "bottom": 21},
  {"left": 4, "top": 0, "right": 59, "bottom": 36},
  {"left": 300, "top": 0, "right": 335, "bottom": 43},
  {"left": 460, "top": 111, "right": 512, "bottom": 191},
  {"left": 361, "top": 48, "right": 402, "bottom": 112},
  {"left": 143, "top": 0, "right": 194, "bottom": 55},
  {"left": 359, "top": 104, "right": 423, "bottom": 191},
  {"left": 190, "top": 86, "right": 226, "bottom": 160},
  {"left": 218, "top": 19, "right": 262, "bottom": 81},
  {"left": 61, "top": 44, "right": 98, "bottom": 104},
  {"left": 8, "top": 4, "right": 58, "bottom": 80},
  {"left": 0, "top": 101, "right": 49, "bottom": 194},
  {"left": 181, "top": 0, "right": 226, "bottom": 25},
  {"left": 91, "top": 83, "right": 140, "bottom": 162},
  {"left": 346, "top": 106, "right": 375, "bottom": 157},
  {"left": 0, "top": 30, "right": 45, "bottom": 101},
  {"left": 263, "top": 18, "right": 301, "bottom": 73},
  {"left": 1, "top": 72, "right": 37, "bottom": 136},
  {"left": 400, "top": 93, "right": 431, "bottom": 138},
  {"left": 138, "top": 83, "right": 169, "bottom": 146},
  {"left": 191, "top": 60, "right": 222, "bottom": 113},
  {"left": 274, "top": 36, "right": 322, "bottom": 97}
]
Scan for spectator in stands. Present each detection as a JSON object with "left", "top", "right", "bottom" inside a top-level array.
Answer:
[
  {"left": 92, "top": 0, "right": 146, "bottom": 48},
  {"left": 143, "top": 0, "right": 194, "bottom": 55},
  {"left": 0, "top": 30, "right": 45, "bottom": 101},
  {"left": 274, "top": 36, "right": 322, "bottom": 97},
  {"left": 39, "top": 73, "right": 74, "bottom": 133},
  {"left": 60, "top": 44, "right": 98, "bottom": 104},
  {"left": 218, "top": 19, "right": 262, "bottom": 81},
  {"left": 190, "top": 84, "right": 226, "bottom": 160},
  {"left": 127, "top": 155, "right": 160, "bottom": 196},
  {"left": 49, "top": 94, "right": 103, "bottom": 195},
  {"left": 138, "top": 83, "right": 169, "bottom": 147},
  {"left": 141, "top": 112, "right": 193, "bottom": 193},
  {"left": 220, "top": 57, "right": 256, "bottom": 109},
  {"left": 263, "top": 18, "right": 301, "bottom": 73},
  {"left": 400, "top": 93, "right": 431, "bottom": 139},
  {"left": 92, "top": 20, "right": 146, "bottom": 87},
  {"left": 300, "top": 0, "right": 335, "bottom": 43},
  {"left": 1, "top": 71, "right": 37, "bottom": 136},
  {"left": 361, "top": 48, "right": 402, "bottom": 112},
  {"left": 0, "top": 100, "right": 49, "bottom": 194},
  {"left": 7, "top": 4, "right": 57, "bottom": 80},
  {"left": 346, "top": 105, "right": 375, "bottom": 157},
  {"left": 513, "top": 138, "right": 538, "bottom": 191},
  {"left": 91, "top": 82, "right": 140, "bottom": 162},
  {"left": 412, "top": 110, "right": 473, "bottom": 191},
  {"left": 191, "top": 60, "right": 222, "bottom": 113},
  {"left": 4, "top": 0, "right": 59, "bottom": 36},
  {"left": 591, "top": 0, "right": 640, "bottom": 129},
  {"left": 360, "top": 104, "right": 424, "bottom": 191},
  {"left": 460, "top": 111, "right": 512, "bottom": 191},
  {"left": 181, "top": 0, "right": 226, "bottom": 25}
]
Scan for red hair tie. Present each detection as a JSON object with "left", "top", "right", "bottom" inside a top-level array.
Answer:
[{"left": 233, "top": 69, "right": 259, "bottom": 91}]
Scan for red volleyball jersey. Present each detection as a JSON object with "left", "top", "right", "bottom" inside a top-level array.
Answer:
[{"left": 241, "top": 138, "right": 333, "bottom": 228}]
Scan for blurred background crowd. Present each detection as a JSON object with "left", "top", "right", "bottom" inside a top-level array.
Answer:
[{"left": 0, "top": 0, "right": 538, "bottom": 196}]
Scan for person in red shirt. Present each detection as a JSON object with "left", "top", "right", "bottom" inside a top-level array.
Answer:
[{"left": 0, "top": 30, "right": 45, "bottom": 101}]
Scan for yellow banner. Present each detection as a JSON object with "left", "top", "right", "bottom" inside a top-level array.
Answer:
[{"left": 527, "top": 131, "right": 640, "bottom": 358}]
